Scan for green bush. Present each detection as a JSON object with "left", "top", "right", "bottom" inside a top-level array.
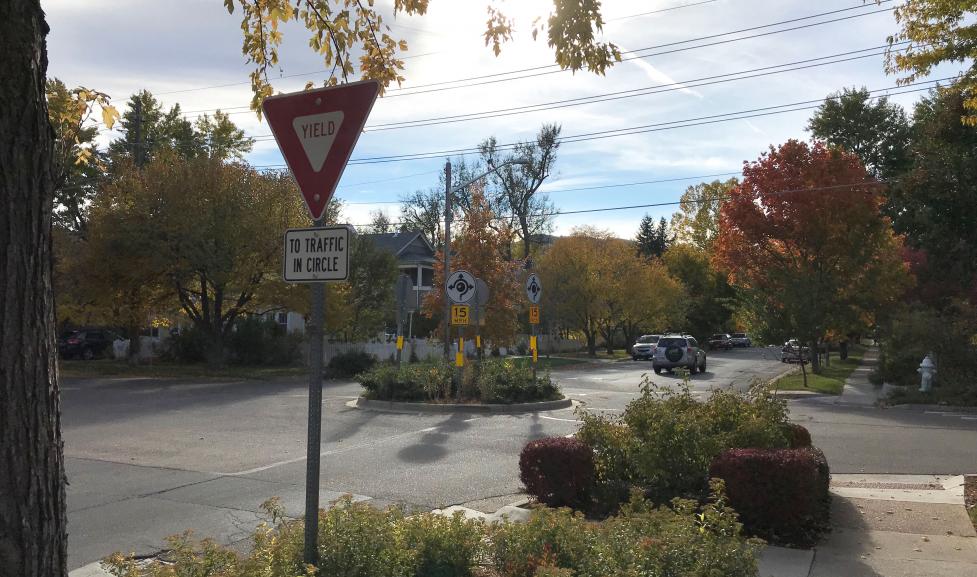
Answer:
[
  {"left": 161, "top": 325, "right": 211, "bottom": 363},
  {"left": 227, "top": 317, "right": 303, "bottom": 366},
  {"left": 399, "top": 512, "right": 484, "bottom": 577},
  {"left": 578, "top": 379, "right": 790, "bottom": 509},
  {"left": 327, "top": 349, "right": 377, "bottom": 378},
  {"left": 357, "top": 358, "right": 560, "bottom": 404},
  {"left": 489, "top": 485, "right": 758, "bottom": 577},
  {"left": 878, "top": 303, "right": 977, "bottom": 398}
]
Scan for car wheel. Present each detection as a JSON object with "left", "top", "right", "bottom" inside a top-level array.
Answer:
[
  {"left": 82, "top": 348, "right": 94, "bottom": 361},
  {"left": 700, "top": 359, "right": 707, "bottom": 373},
  {"left": 632, "top": 355, "right": 638, "bottom": 361},
  {"left": 689, "top": 362, "right": 698, "bottom": 375},
  {"left": 653, "top": 365, "right": 662, "bottom": 375}
]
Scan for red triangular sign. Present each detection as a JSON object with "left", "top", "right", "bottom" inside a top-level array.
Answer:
[{"left": 262, "top": 80, "right": 380, "bottom": 220}]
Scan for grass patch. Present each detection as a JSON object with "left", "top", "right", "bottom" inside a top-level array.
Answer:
[
  {"left": 506, "top": 356, "right": 588, "bottom": 369},
  {"left": 60, "top": 359, "right": 308, "bottom": 380},
  {"left": 966, "top": 476, "right": 977, "bottom": 533},
  {"left": 886, "top": 387, "right": 977, "bottom": 407},
  {"left": 773, "top": 348, "right": 865, "bottom": 395}
]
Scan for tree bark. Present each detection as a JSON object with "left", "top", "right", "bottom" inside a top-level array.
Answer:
[{"left": 0, "top": 2, "right": 68, "bottom": 576}]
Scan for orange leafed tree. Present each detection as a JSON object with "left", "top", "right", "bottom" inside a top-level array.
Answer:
[
  {"left": 716, "top": 140, "right": 910, "bottom": 373},
  {"left": 424, "top": 186, "right": 521, "bottom": 346}
]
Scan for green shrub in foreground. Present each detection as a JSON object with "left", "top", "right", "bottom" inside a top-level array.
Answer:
[
  {"left": 578, "top": 379, "right": 791, "bottom": 509},
  {"left": 105, "top": 489, "right": 758, "bottom": 577},
  {"left": 490, "top": 484, "right": 759, "bottom": 577},
  {"left": 326, "top": 349, "right": 377, "bottom": 378}
]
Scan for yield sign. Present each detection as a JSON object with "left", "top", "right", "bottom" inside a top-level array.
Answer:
[{"left": 262, "top": 80, "right": 380, "bottom": 220}]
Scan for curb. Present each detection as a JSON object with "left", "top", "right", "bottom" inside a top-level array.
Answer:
[
  {"left": 884, "top": 402, "right": 977, "bottom": 414},
  {"left": 350, "top": 396, "right": 574, "bottom": 414}
]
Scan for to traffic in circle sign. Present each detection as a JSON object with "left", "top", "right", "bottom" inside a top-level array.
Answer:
[
  {"left": 446, "top": 270, "right": 477, "bottom": 304},
  {"left": 283, "top": 226, "right": 350, "bottom": 282}
]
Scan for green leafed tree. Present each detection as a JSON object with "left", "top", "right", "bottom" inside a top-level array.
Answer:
[
  {"left": 337, "top": 234, "right": 399, "bottom": 341},
  {"left": 670, "top": 178, "right": 738, "bottom": 251},
  {"left": 807, "top": 86, "right": 911, "bottom": 180},
  {"left": 887, "top": 87, "right": 977, "bottom": 300}
]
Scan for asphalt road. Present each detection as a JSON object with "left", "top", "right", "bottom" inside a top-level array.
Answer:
[{"left": 61, "top": 347, "right": 977, "bottom": 570}]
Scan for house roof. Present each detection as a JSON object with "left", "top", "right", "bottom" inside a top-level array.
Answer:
[{"left": 361, "top": 230, "right": 436, "bottom": 264}]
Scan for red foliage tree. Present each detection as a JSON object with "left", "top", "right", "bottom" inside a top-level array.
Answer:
[{"left": 716, "top": 140, "right": 910, "bottom": 373}]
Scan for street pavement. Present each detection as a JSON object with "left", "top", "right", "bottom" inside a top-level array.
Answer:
[{"left": 61, "top": 346, "right": 977, "bottom": 571}]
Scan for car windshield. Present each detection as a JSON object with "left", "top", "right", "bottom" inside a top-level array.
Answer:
[
  {"left": 636, "top": 335, "right": 659, "bottom": 344},
  {"left": 731, "top": 333, "right": 746, "bottom": 338},
  {"left": 658, "top": 337, "right": 687, "bottom": 347},
  {"left": 710, "top": 334, "right": 727, "bottom": 340}
]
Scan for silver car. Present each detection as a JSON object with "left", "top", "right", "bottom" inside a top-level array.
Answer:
[
  {"left": 729, "top": 332, "right": 753, "bottom": 347},
  {"left": 631, "top": 334, "right": 661, "bottom": 361},
  {"left": 652, "top": 334, "right": 707, "bottom": 374}
]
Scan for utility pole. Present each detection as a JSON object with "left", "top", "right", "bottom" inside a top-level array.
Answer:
[
  {"left": 442, "top": 159, "right": 452, "bottom": 359},
  {"left": 133, "top": 98, "right": 144, "bottom": 168}
]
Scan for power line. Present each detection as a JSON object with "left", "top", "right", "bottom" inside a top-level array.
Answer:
[
  {"left": 132, "top": 2, "right": 896, "bottom": 123},
  {"left": 337, "top": 171, "right": 744, "bottom": 205},
  {"left": 350, "top": 179, "right": 893, "bottom": 228},
  {"left": 608, "top": 0, "right": 720, "bottom": 21},
  {"left": 378, "top": 2, "right": 895, "bottom": 98}
]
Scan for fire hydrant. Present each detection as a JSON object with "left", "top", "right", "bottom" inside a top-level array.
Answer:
[{"left": 918, "top": 354, "right": 937, "bottom": 392}]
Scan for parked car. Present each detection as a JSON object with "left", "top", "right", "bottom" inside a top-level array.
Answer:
[
  {"left": 58, "top": 329, "right": 121, "bottom": 360},
  {"left": 708, "top": 333, "right": 733, "bottom": 350},
  {"left": 652, "top": 334, "right": 707, "bottom": 374},
  {"left": 781, "top": 339, "right": 810, "bottom": 363},
  {"left": 729, "top": 332, "right": 752, "bottom": 347},
  {"left": 631, "top": 334, "right": 661, "bottom": 361}
]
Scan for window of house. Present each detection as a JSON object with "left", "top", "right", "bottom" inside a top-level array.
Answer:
[
  {"left": 276, "top": 312, "right": 288, "bottom": 327},
  {"left": 400, "top": 268, "right": 418, "bottom": 287},
  {"left": 420, "top": 267, "right": 434, "bottom": 288}
]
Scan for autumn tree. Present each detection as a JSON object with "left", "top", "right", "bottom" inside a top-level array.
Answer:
[
  {"left": 46, "top": 79, "right": 118, "bottom": 234},
  {"left": 670, "top": 178, "right": 738, "bottom": 251},
  {"left": 807, "top": 87, "right": 911, "bottom": 180},
  {"left": 538, "top": 231, "right": 607, "bottom": 357},
  {"left": 423, "top": 187, "right": 520, "bottom": 346},
  {"left": 716, "top": 140, "right": 911, "bottom": 373},
  {"left": 885, "top": 0, "right": 977, "bottom": 125}
]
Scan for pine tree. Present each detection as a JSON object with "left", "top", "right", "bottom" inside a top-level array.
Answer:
[{"left": 635, "top": 214, "right": 657, "bottom": 258}]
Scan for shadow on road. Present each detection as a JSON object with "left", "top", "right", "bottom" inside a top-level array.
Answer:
[{"left": 396, "top": 413, "right": 472, "bottom": 464}]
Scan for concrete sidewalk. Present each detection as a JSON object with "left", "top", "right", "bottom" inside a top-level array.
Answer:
[{"left": 760, "top": 474, "right": 977, "bottom": 577}]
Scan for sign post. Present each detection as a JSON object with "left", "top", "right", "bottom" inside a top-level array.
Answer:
[
  {"left": 395, "top": 274, "right": 412, "bottom": 368},
  {"left": 263, "top": 80, "right": 379, "bottom": 569},
  {"left": 525, "top": 273, "right": 542, "bottom": 381},
  {"left": 473, "top": 278, "right": 489, "bottom": 360},
  {"left": 446, "top": 270, "right": 476, "bottom": 397}
]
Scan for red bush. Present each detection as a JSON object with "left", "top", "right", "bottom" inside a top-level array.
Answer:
[
  {"left": 709, "top": 447, "right": 830, "bottom": 546},
  {"left": 520, "top": 437, "right": 595, "bottom": 508},
  {"left": 783, "top": 423, "right": 812, "bottom": 448}
]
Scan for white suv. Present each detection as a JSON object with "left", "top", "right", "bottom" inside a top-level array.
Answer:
[
  {"left": 652, "top": 334, "right": 707, "bottom": 374},
  {"left": 631, "top": 334, "right": 661, "bottom": 361}
]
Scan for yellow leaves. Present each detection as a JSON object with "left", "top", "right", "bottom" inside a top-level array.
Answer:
[{"left": 101, "top": 104, "right": 119, "bottom": 129}]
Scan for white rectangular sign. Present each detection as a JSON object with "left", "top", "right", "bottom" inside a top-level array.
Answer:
[{"left": 283, "top": 226, "right": 350, "bottom": 282}]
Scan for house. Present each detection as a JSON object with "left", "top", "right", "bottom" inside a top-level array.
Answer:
[{"left": 360, "top": 230, "right": 437, "bottom": 313}]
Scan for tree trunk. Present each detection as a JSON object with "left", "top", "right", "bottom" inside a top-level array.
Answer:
[
  {"left": 0, "top": 2, "right": 68, "bottom": 576},
  {"left": 585, "top": 330, "right": 597, "bottom": 357},
  {"left": 809, "top": 337, "right": 822, "bottom": 374}
]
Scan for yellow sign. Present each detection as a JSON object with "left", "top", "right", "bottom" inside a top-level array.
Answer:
[
  {"left": 396, "top": 335, "right": 404, "bottom": 350},
  {"left": 530, "top": 335, "right": 537, "bottom": 351},
  {"left": 529, "top": 305, "right": 540, "bottom": 325},
  {"left": 451, "top": 304, "right": 470, "bottom": 325},
  {"left": 532, "top": 348, "right": 538, "bottom": 363},
  {"left": 476, "top": 335, "right": 481, "bottom": 348},
  {"left": 456, "top": 339, "right": 465, "bottom": 367}
]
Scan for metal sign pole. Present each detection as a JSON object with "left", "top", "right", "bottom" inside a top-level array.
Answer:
[{"left": 303, "top": 218, "right": 325, "bottom": 567}]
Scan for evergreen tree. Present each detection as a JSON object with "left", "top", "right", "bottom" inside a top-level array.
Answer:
[{"left": 635, "top": 214, "right": 670, "bottom": 258}]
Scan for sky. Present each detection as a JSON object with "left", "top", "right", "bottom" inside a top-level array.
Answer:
[{"left": 43, "top": 0, "right": 961, "bottom": 238}]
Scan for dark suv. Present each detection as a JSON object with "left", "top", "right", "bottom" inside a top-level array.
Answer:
[
  {"left": 58, "top": 329, "right": 121, "bottom": 360},
  {"left": 652, "top": 334, "right": 707, "bottom": 374},
  {"left": 708, "top": 333, "right": 733, "bottom": 350}
]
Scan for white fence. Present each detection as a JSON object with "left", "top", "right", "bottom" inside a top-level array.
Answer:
[{"left": 319, "top": 333, "right": 585, "bottom": 362}]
